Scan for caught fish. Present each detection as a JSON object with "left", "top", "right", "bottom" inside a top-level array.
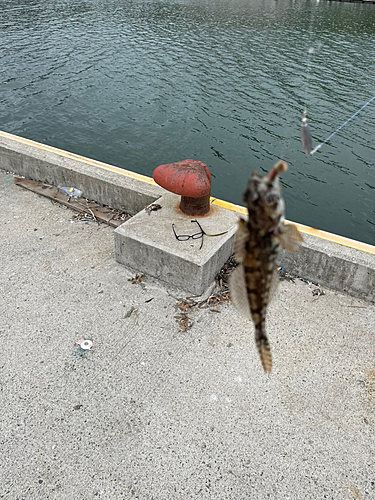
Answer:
[
  {"left": 300, "top": 111, "right": 312, "bottom": 155},
  {"left": 229, "top": 161, "right": 303, "bottom": 374}
]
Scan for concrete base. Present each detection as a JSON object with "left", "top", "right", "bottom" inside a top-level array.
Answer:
[
  {"left": 2, "top": 166, "right": 375, "bottom": 500},
  {"left": 278, "top": 232, "right": 375, "bottom": 302},
  {"left": 114, "top": 193, "right": 238, "bottom": 295}
]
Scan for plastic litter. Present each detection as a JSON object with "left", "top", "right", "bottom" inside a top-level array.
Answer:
[
  {"left": 58, "top": 186, "right": 83, "bottom": 198},
  {"left": 76, "top": 339, "right": 94, "bottom": 350}
]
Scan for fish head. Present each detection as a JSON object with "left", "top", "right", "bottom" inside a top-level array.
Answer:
[{"left": 243, "top": 161, "right": 287, "bottom": 230}]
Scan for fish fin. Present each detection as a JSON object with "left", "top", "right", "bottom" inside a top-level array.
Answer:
[
  {"left": 229, "top": 265, "right": 251, "bottom": 319},
  {"left": 278, "top": 224, "right": 303, "bottom": 253},
  {"left": 268, "top": 266, "right": 279, "bottom": 304},
  {"left": 255, "top": 327, "right": 272, "bottom": 374},
  {"left": 233, "top": 218, "right": 249, "bottom": 263}
]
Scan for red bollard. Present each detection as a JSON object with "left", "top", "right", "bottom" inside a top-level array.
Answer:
[{"left": 153, "top": 159, "right": 211, "bottom": 216}]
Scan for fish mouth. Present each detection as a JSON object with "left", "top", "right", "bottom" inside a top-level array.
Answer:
[
  {"left": 264, "top": 161, "right": 285, "bottom": 206},
  {"left": 264, "top": 192, "right": 279, "bottom": 206},
  {"left": 267, "top": 160, "right": 288, "bottom": 181}
]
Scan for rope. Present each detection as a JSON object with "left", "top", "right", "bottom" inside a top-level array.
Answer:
[{"left": 311, "top": 95, "right": 375, "bottom": 155}]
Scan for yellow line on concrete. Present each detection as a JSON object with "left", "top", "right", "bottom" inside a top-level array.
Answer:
[
  {"left": 0, "top": 130, "right": 157, "bottom": 187},
  {"left": 210, "top": 198, "right": 375, "bottom": 256},
  {"left": 2, "top": 130, "right": 374, "bottom": 256}
]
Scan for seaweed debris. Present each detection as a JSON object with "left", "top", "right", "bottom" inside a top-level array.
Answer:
[
  {"left": 278, "top": 265, "right": 325, "bottom": 299},
  {"left": 172, "top": 256, "right": 237, "bottom": 330},
  {"left": 129, "top": 274, "right": 147, "bottom": 285},
  {"left": 172, "top": 257, "right": 324, "bottom": 331},
  {"left": 199, "top": 255, "right": 236, "bottom": 310}
]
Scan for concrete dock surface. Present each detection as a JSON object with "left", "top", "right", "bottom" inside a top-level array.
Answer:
[{"left": 1, "top": 168, "right": 374, "bottom": 500}]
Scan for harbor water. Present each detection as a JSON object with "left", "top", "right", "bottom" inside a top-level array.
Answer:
[{"left": 1, "top": 0, "right": 374, "bottom": 244}]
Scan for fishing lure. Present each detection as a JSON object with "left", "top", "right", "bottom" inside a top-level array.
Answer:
[
  {"left": 300, "top": 111, "right": 312, "bottom": 155},
  {"left": 300, "top": 96, "right": 375, "bottom": 156}
]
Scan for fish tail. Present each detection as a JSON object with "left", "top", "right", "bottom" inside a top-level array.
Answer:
[{"left": 255, "top": 326, "right": 272, "bottom": 374}]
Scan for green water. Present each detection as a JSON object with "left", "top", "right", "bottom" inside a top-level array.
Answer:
[{"left": 1, "top": 0, "right": 374, "bottom": 244}]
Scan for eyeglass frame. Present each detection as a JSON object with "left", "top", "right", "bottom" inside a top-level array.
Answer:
[
  {"left": 172, "top": 219, "right": 228, "bottom": 251},
  {"left": 172, "top": 219, "right": 205, "bottom": 249}
]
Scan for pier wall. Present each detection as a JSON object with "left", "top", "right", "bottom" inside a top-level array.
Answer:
[{"left": 0, "top": 131, "right": 374, "bottom": 301}]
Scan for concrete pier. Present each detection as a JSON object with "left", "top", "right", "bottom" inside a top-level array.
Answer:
[
  {"left": 0, "top": 130, "right": 374, "bottom": 300},
  {"left": 1, "top": 165, "right": 374, "bottom": 500}
]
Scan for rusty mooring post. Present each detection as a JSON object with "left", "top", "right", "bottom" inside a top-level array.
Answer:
[{"left": 153, "top": 159, "right": 211, "bottom": 216}]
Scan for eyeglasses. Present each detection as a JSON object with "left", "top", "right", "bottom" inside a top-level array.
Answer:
[
  {"left": 172, "top": 219, "right": 205, "bottom": 249},
  {"left": 172, "top": 219, "right": 228, "bottom": 250}
]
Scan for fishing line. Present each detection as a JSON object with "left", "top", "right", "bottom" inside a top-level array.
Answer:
[
  {"left": 297, "top": 2, "right": 317, "bottom": 157},
  {"left": 309, "top": 95, "right": 375, "bottom": 155},
  {"left": 298, "top": 7, "right": 375, "bottom": 156},
  {"left": 303, "top": 4, "right": 316, "bottom": 115},
  {"left": 280, "top": 3, "right": 317, "bottom": 162}
]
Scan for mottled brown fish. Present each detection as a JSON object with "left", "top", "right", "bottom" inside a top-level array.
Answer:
[{"left": 229, "top": 160, "right": 303, "bottom": 374}]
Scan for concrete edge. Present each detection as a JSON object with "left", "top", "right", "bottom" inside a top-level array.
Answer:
[
  {"left": 0, "top": 131, "right": 164, "bottom": 214},
  {"left": 278, "top": 234, "right": 375, "bottom": 302},
  {"left": 1, "top": 130, "right": 374, "bottom": 302},
  {"left": 210, "top": 198, "right": 375, "bottom": 256},
  {"left": 115, "top": 221, "right": 237, "bottom": 267}
]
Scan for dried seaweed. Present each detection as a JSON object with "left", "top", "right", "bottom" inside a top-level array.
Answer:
[
  {"left": 174, "top": 313, "right": 194, "bottom": 331},
  {"left": 171, "top": 256, "right": 236, "bottom": 330},
  {"left": 171, "top": 256, "right": 325, "bottom": 332},
  {"left": 197, "top": 256, "right": 236, "bottom": 310},
  {"left": 128, "top": 274, "right": 146, "bottom": 285},
  {"left": 278, "top": 265, "right": 325, "bottom": 298},
  {"left": 145, "top": 203, "right": 162, "bottom": 215}
]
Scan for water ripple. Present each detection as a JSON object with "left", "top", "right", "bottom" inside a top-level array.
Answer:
[{"left": 1, "top": 0, "right": 374, "bottom": 244}]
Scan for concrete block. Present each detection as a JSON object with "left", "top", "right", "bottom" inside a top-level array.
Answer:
[
  {"left": 0, "top": 131, "right": 164, "bottom": 214},
  {"left": 279, "top": 233, "right": 375, "bottom": 302},
  {"left": 114, "top": 193, "right": 239, "bottom": 295}
]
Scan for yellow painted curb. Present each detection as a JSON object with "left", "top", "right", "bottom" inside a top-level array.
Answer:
[
  {"left": 210, "top": 198, "right": 375, "bottom": 256},
  {"left": 2, "top": 130, "right": 374, "bottom": 256},
  {"left": 0, "top": 130, "right": 158, "bottom": 187}
]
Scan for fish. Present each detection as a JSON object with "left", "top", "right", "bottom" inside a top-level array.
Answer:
[
  {"left": 300, "top": 112, "right": 312, "bottom": 155},
  {"left": 229, "top": 160, "right": 303, "bottom": 374}
]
